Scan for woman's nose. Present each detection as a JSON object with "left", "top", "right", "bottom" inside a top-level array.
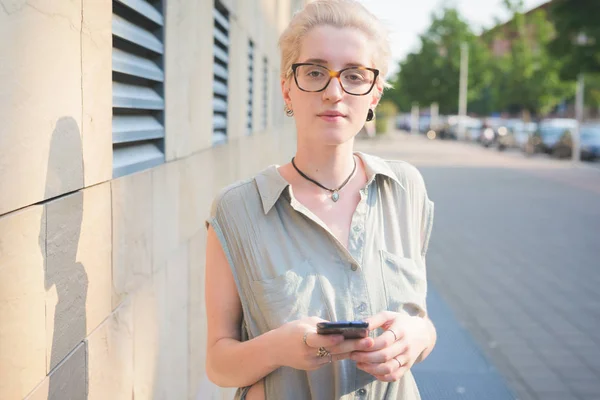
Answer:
[{"left": 322, "top": 77, "right": 343, "bottom": 102}]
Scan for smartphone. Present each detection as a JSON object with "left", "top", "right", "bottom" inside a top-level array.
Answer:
[{"left": 316, "top": 321, "right": 369, "bottom": 339}]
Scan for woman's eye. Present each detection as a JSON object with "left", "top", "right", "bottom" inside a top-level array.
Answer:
[
  {"left": 307, "top": 71, "right": 324, "bottom": 77},
  {"left": 347, "top": 74, "right": 364, "bottom": 81}
]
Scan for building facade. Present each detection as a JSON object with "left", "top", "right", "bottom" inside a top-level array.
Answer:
[{"left": 0, "top": 0, "right": 304, "bottom": 398}]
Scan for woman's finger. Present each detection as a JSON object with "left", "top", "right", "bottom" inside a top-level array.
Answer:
[
  {"left": 305, "top": 332, "right": 345, "bottom": 349},
  {"left": 374, "top": 365, "right": 409, "bottom": 382},
  {"left": 356, "top": 354, "right": 409, "bottom": 376},
  {"left": 352, "top": 339, "right": 408, "bottom": 364},
  {"left": 317, "top": 351, "right": 353, "bottom": 365},
  {"left": 364, "top": 311, "right": 395, "bottom": 331},
  {"left": 328, "top": 337, "right": 374, "bottom": 354}
]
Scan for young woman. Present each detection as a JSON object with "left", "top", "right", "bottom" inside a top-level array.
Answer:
[{"left": 205, "top": 1, "right": 436, "bottom": 399}]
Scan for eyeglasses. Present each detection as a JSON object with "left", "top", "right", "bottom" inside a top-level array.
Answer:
[{"left": 291, "top": 63, "right": 379, "bottom": 96}]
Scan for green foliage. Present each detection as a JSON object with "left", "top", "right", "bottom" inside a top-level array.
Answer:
[
  {"left": 496, "top": 7, "right": 574, "bottom": 115},
  {"left": 547, "top": 0, "right": 600, "bottom": 80},
  {"left": 393, "top": 7, "right": 493, "bottom": 115},
  {"left": 387, "top": 1, "right": 583, "bottom": 117}
]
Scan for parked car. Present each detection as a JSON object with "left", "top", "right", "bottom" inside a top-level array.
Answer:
[
  {"left": 581, "top": 125, "right": 600, "bottom": 161},
  {"left": 497, "top": 120, "right": 537, "bottom": 151},
  {"left": 550, "top": 123, "right": 600, "bottom": 160},
  {"left": 438, "top": 115, "right": 479, "bottom": 140},
  {"left": 523, "top": 119, "right": 577, "bottom": 156}
]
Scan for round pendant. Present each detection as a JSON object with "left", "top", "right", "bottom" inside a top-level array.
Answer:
[{"left": 332, "top": 191, "right": 340, "bottom": 202}]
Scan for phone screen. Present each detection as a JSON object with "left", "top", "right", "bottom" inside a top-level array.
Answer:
[{"left": 316, "top": 321, "right": 369, "bottom": 339}]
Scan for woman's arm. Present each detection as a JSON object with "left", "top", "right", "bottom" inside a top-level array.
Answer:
[
  {"left": 205, "top": 225, "right": 281, "bottom": 388},
  {"left": 204, "top": 225, "right": 368, "bottom": 388}
]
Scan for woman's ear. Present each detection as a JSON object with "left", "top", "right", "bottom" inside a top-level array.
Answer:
[
  {"left": 370, "top": 81, "right": 384, "bottom": 108},
  {"left": 281, "top": 78, "right": 292, "bottom": 103}
]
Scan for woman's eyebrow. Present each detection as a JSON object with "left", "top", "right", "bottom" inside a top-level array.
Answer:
[{"left": 301, "top": 58, "right": 365, "bottom": 67}]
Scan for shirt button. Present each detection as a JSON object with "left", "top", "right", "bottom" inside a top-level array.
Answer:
[
  {"left": 353, "top": 225, "right": 360, "bottom": 232},
  {"left": 357, "top": 388, "right": 367, "bottom": 396},
  {"left": 357, "top": 302, "right": 367, "bottom": 313},
  {"left": 351, "top": 264, "right": 358, "bottom": 271}
]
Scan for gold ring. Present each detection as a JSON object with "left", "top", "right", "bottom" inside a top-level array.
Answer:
[
  {"left": 302, "top": 332, "right": 309, "bottom": 346},
  {"left": 317, "top": 347, "right": 329, "bottom": 358},
  {"left": 388, "top": 328, "right": 398, "bottom": 342}
]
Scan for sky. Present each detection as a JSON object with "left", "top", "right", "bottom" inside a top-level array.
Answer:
[{"left": 358, "top": 0, "right": 550, "bottom": 77}]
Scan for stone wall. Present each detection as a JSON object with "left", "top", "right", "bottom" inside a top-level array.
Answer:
[{"left": 0, "top": 0, "right": 300, "bottom": 398}]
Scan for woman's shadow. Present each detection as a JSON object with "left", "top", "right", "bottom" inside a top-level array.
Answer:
[{"left": 39, "top": 117, "right": 88, "bottom": 399}]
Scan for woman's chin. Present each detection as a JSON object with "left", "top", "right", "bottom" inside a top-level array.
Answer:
[{"left": 318, "top": 128, "right": 358, "bottom": 145}]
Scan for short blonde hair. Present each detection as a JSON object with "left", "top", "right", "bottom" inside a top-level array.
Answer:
[{"left": 279, "top": 0, "right": 392, "bottom": 90}]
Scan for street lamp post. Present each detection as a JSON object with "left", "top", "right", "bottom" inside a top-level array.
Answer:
[
  {"left": 573, "top": 73, "right": 584, "bottom": 163},
  {"left": 458, "top": 42, "right": 469, "bottom": 140},
  {"left": 572, "top": 33, "right": 589, "bottom": 164},
  {"left": 411, "top": 103, "right": 419, "bottom": 135}
]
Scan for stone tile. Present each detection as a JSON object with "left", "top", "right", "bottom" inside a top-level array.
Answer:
[
  {"left": 180, "top": 151, "right": 214, "bottom": 240},
  {"left": 45, "top": 191, "right": 87, "bottom": 372},
  {"left": 25, "top": 342, "right": 87, "bottom": 400},
  {"left": 560, "top": 365, "right": 600, "bottom": 383},
  {"left": 0, "top": 1, "right": 83, "bottom": 215},
  {"left": 133, "top": 278, "right": 163, "bottom": 400},
  {"left": 0, "top": 206, "right": 47, "bottom": 399},
  {"left": 45, "top": 184, "right": 111, "bottom": 372},
  {"left": 112, "top": 169, "right": 153, "bottom": 309},
  {"left": 87, "top": 298, "right": 134, "bottom": 400},
  {"left": 152, "top": 162, "right": 180, "bottom": 273},
  {"left": 164, "top": 0, "right": 213, "bottom": 160},
  {"left": 211, "top": 139, "right": 239, "bottom": 192},
  {"left": 79, "top": 183, "right": 112, "bottom": 335},
  {"left": 188, "top": 230, "right": 208, "bottom": 400},
  {"left": 150, "top": 267, "right": 170, "bottom": 400},
  {"left": 142, "top": 246, "right": 189, "bottom": 400},
  {"left": 81, "top": 0, "right": 112, "bottom": 186},
  {"left": 225, "top": 19, "right": 247, "bottom": 141},
  {"left": 165, "top": 245, "right": 190, "bottom": 400}
]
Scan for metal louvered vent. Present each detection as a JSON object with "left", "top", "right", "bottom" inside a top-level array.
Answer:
[
  {"left": 263, "top": 56, "right": 268, "bottom": 130},
  {"left": 112, "top": 0, "right": 165, "bottom": 178},
  {"left": 247, "top": 40, "right": 254, "bottom": 135},
  {"left": 213, "top": 0, "right": 230, "bottom": 145}
]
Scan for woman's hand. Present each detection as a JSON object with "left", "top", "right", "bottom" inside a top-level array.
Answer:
[
  {"left": 273, "top": 317, "right": 375, "bottom": 371},
  {"left": 350, "top": 311, "right": 432, "bottom": 382}
]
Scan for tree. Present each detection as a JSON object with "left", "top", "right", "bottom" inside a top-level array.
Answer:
[
  {"left": 547, "top": 0, "right": 600, "bottom": 80},
  {"left": 383, "top": 73, "right": 411, "bottom": 113},
  {"left": 485, "top": 1, "right": 573, "bottom": 116},
  {"left": 391, "top": 7, "right": 493, "bottom": 115},
  {"left": 546, "top": 0, "right": 600, "bottom": 112}
]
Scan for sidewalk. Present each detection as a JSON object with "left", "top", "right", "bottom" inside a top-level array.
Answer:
[
  {"left": 356, "top": 131, "right": 600, "bottom": 400},
  {"left": 412, "top": 287, "right": 516, "bottom": 400}
]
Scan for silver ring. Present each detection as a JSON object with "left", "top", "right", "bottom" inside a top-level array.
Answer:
[
  {"left": 328, "top": 353, "right": 333, "bottom": 363},
  {"left": 388, "top": 328, "right": 398, "bottom": 342},
  {"left": 302, "top": 332, "right": 309, "bottom": 346},
  {"left": 394, "top": 357, "right": 402, "bottom": 368}
]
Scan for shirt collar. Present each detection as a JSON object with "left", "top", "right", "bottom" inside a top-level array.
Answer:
[{"left": 254, "top": 152, "right": 404, "bottom": 214}]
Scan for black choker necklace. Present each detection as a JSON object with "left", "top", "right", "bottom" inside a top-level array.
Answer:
[{"left": 291, "top": 156, "right": 357, "bottom": 202}]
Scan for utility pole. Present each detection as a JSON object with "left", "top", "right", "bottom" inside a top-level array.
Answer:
[
  {"left": 572, "top": 73, "right": 584, "bottom": 163},
  {"left": 430, "top": 102, "right": 439, "bottom": 132},
  {"left": 458, "top": 42, "right": 469, "bottom": 140},
  {"left": 411, "top": 104, "right": 419, "bottom": 135}
]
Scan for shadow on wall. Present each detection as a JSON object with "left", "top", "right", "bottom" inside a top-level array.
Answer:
[{"left": 39, "top": 117, "right": 89, "bottom": 399}]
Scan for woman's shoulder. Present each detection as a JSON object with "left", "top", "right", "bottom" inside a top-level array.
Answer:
[{"left": 208, "top": 165, "right": 279, "bottom": 220}]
